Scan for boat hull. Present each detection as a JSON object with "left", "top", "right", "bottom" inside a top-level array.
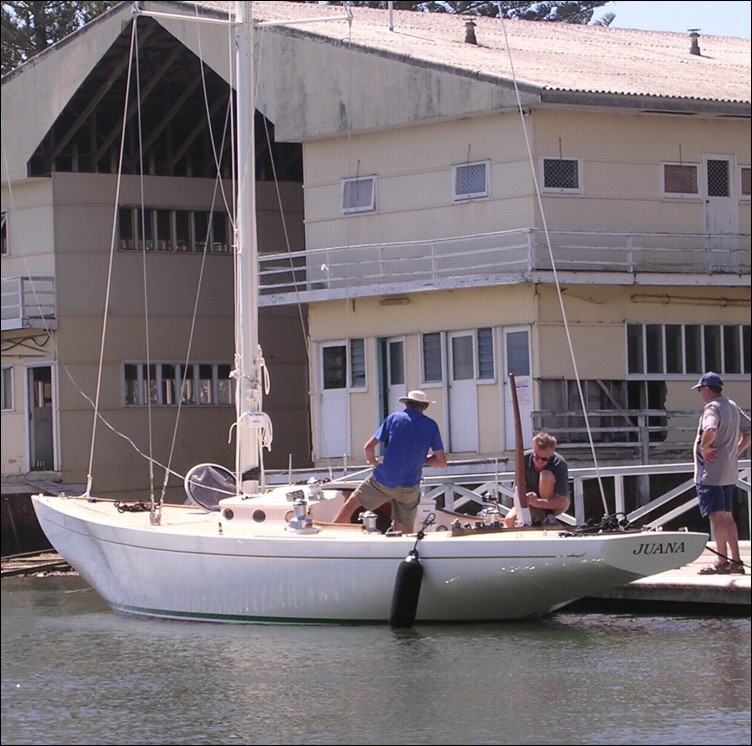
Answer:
[{"left": 32, "top": 493, "right": 708, "bottom": 624}]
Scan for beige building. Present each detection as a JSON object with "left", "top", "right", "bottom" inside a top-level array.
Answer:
[{"left": 2, "top": 2, "right": 750, "bottom": 501}]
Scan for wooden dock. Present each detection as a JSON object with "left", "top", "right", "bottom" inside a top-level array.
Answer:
[
  {"left": 576, "top": 540, "right": 750, "bottom": 613},
  {"left": 1, "top": 550, "right": 74, "bottom": 577}
]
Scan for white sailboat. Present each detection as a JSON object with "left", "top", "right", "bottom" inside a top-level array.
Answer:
[{"left": 32, "top": 2, "right": 707, "bottom": 625}]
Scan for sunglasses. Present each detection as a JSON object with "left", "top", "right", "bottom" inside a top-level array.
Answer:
[{"left": 532, "top": 453, "right": 550, "bottom": 462}]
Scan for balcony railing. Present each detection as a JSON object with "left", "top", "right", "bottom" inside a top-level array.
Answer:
[
  {"left": 1, "top": 277, "right": 56, "bottom": 332},
  {"left": 258, "top": 228, "right": 751, "bottom": 304}
]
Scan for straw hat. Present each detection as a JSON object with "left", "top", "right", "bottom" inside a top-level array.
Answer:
[{"left": 398, "top": 390, "right": 435, "bottom": 404}]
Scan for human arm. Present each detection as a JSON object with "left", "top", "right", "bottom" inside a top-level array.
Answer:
[
  {"left": 526, "top": 456, "right": 570, "bottom": 513},
  {"left": 425, "top": 450, "right": 447, "bottom": 468},
  {"left": 526, "top": 491, "right": 570, "bottom": 513},
  {"left": 738, "top": 432, "right": 752, "bottom": 456},
  {"left": 363, "top": 436, "right": 380, "bottom": 467},
  {"left": 738, "top": 408, "right": 751, "bottom": 455},
  {"left": 425, "top": 420, "right": 447, "bottom": 468},
  {"left": 699, "top": 427, "right": 718, "bottom": 462}
]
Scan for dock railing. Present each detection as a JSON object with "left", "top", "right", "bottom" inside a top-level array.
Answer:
[
  {"left": 270, "top": 459, "right": 751, "bottom": 537},
  {"left": 419, "top": 459, "right": 751, "bottom": 537}
]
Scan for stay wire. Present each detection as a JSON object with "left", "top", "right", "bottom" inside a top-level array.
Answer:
[{"left": 497, "top": 8, "right": 609, "bottom": 515}]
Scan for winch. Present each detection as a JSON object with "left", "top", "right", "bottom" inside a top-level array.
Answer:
[
  {"left": 360, "top": 511, "right": 380, "bottom": 532},
  {"left": 287, "top": 498, "right": 316, "bottom": 532}
]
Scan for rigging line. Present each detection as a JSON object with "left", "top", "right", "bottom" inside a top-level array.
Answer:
[
  {"left": 195, "top": 3, "right": 235, "bottom": 219},
  {"left": 156, "top": 6, "right": 237, "bottom": 506},
  {"left": 343, "top": 11, "right": 355, "bottom": 341},
  {"left": 0, "top": 154, "right": 186, "bottom": 494},
  {"left": 82, "top": 20, "right": 141, "bottom": 500},
  {"left": 255, "top": 26, "right": 309, "bottom": 361},
  {"left": 66, "top": 383, "right": 188, "bottom": 483},
  {"left": 497, "top": 11, "right": 608, "bottom": 514},
  {"left": 133, "top": 18, "right": 158, "bottom": 504}
]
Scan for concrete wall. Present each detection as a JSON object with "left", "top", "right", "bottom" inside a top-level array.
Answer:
[{"left": 2, "top": 171, "right": 309, "bottom": 496}]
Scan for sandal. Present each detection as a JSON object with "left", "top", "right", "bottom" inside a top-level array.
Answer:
[
  {"left": 728, "top": 561, "right": 746, "bottom": 575},
  {"left": 698, "top": 562, "right": 730, "bottom": 575}
]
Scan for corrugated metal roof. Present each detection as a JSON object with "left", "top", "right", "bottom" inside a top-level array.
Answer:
[{"left": 196, "top": 1, "right": 750, "bottom": 105}]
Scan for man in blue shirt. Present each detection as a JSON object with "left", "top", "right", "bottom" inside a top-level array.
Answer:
[{"left": 333, "top": 390, "right": 447, "bottom": 533}]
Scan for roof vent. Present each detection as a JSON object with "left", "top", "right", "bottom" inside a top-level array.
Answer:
[
  {"left": 464, "top": 18, "right": 477, "bottom": 45},
  {"left": 688, "top": 29, "right": 701, "bottom": 56}
]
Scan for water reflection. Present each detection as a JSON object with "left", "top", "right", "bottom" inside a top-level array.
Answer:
[{"left": 2, "top": 577, "right": 750, "bottom": 745}]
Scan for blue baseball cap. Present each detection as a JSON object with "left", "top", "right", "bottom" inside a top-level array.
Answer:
[{"left": 691, "top": 372, "right": 723, "bottom": 390}]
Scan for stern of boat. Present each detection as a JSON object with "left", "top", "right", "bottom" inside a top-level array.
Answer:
[{"left": 600, "top": 529, "right": 708, "bottom": 577}]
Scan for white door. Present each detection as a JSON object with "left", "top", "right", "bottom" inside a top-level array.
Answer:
[
  {"left": 448, "top": 331, "right": 478, "bottom": 453},
  {"left": 385, "top": 338, "right": 405, "bottom": 415},
  {"left": 502, "top": 328, "right": 532, "bottom": 451},
  {"left": 316, "top": 342, "right": 350, "bottom": 460},
  {"left": 703, "top": 154, "right": 739, "bottom": 270}
]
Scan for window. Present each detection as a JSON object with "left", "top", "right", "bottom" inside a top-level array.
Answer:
[
  {"left": 350, "top": 339, "right": 366, "bottom": 388},
  {"left": 706, "top": 159, "right": 730, "bottom": 197},
  {"left": 211, "top": 211, "right": 230, "bottom": 253},
  {"left": 1, "top": 210, "right": 8, "bottom": 256},
  {"left": 662, "top": 163, "right": 699, "bottom": 198},
  {"left": 453, "top": 161, "right": 489, "bottom": 202},
  {"left": 422, "top": 333, "right": 443, "bottom": 383},
  {"left": 342, "top": 176, "right": 376, "bottom": 214},
  {"left": 124, "top": 362, "right": 233, "bottom": 406},
  {"left": 739, "top": 166, "right": 751, "bottom": 201},
  {"left": 118, "top": 207, "right": 230, "bottom": 254},
  {"left": 322, "top": 346, "right": 347, "bottom": 389},
  {"left": 627, "top": 323, "right": 750, "bottom": 377},
  {"left": 422, "top": 329, "right": 495, "bottom": 383},
  {"left": 321, "top": 340, "right": 365, "bottom": 391},
  {"left": 541, "top": 158, "right": 582, "bottom": 195},
  {"left": 194, "top": 211, "right": 210, "bottom": 253},
  {"left": 477, "top": 328, "right": 495, "bottom": 380},
  {"left": 176, "top": 210, "right": 191, "bottom": 252},
  {"left": 136, "top": 208, "right": 155, "bottom": 251},
  {"left": 156, "top": 210, "right": 173, "bottom": 251},
  {"left": 451, "top": 335, "right": 474, "bottom": 380},
  {"left": 665, "top": 325, "right": 683, "bottom": 374},
  {"left": 118, "top": 208, "right": 136, "bottom": 250},
  {"left": 1, "top": 366, "right": 13, "bottom": 411}
]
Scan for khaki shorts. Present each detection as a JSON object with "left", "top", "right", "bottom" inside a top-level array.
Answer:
[{"left": 353, "top": 476, "right": 421, "bottom": 529}]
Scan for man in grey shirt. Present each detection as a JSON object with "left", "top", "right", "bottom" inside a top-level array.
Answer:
[{"left": 692, "top": 372, "right": 751, "bottom": 574}]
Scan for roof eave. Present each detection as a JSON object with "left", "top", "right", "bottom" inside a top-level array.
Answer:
[{"left": 539, "top": 90, "right": 751, "bottom": 118}]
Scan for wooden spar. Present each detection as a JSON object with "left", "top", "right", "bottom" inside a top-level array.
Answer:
[{"left": 509, "top": 373, "right": 531, "bottom": 524}]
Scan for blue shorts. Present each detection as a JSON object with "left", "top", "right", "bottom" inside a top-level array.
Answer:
[{"left": 696, "top": 483, "right": 734, "bottom": 518}]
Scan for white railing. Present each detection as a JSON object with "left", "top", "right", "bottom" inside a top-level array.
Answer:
[
  {"left": 422, "top": 460, "right": 751, "bottom": 536},
  {"left": 258, "top": 228, "right": 751, "bottom": 304},
  {"left": 1, "top": 277, "right": 56, "bottom": 331},
  {"left": 268, "top": 459, "right": 752, "bottom": 536}
]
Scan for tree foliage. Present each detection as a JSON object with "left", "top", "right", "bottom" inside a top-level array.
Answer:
[
  {"left": 1, "top": 1, "right": 610, "bottom": 76},
  {"left": 1, "top": 1, "right": 122, "bottom": 75}
]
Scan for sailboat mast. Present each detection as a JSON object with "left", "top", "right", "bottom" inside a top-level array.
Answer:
[{"left": 234, "top": 1, "right": 263, "bottom": 493}]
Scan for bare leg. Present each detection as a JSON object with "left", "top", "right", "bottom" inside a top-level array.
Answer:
[
  {"left": 332, "top": 493, "right": 363, "bottom": 524},
  {"left": 710, "top": 511, "right": 741, "bottom": 564},
  {"left": 538, "top": 471, "right": 555, "bottom": 499},
  {"left": 503, "top": 506, "right": 517, "bottom": 528}
]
